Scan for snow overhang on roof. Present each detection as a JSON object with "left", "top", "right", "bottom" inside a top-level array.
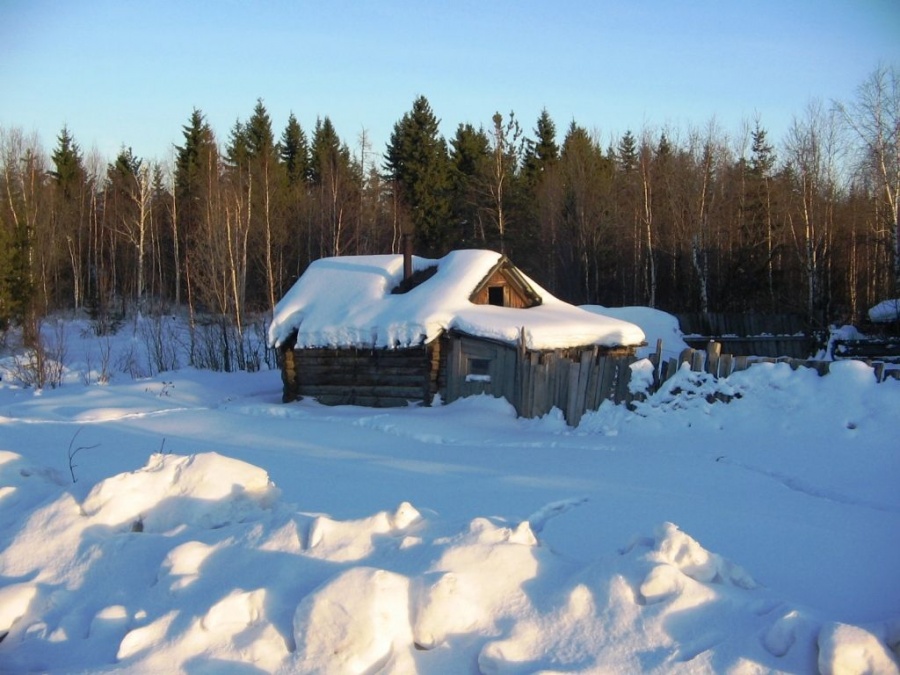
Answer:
[
  {"left": 868, "top": 299, "right": 900, "bottom": 323},
  {"left": 267, "top": 249, "right": 646, "bottom": 351}
]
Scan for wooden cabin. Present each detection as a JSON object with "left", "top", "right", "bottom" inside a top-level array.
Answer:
[{"left": 268, "top": 249, "right": 645, "bottom": 420}]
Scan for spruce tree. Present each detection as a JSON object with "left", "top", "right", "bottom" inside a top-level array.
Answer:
[
  {"left": 245, "top": 99, "right": 282, "bottom": 310},
  {"left": 225, "top": 119, "right": 250, "bottom": 169},
  {"left": 310, "top": 117, "right": 345, "bottom": 185},
  {"left": 175, "top": 109, "right": 216, "bottom": 208},
  {"left": 750, "top": 122, "right": 775, "bottom": 178},
  {"left": 280, "top": 113, "right": 310, "bottom": 185},
  {"left": 246, "top": 98, "right": 276, "bottom": 160},
  {"left": 174, "top": 109, "right": 217, "bottom": 306},
  {"left": 522, "top": 108, "right": 559, "bottom": 185},
  {"left": 616, "top": 130, "right": 638, "bottom": 173},
  {"left": 50, "top": 125, "right": 89, "bottom": 308},
  {"left": 449, "top": 123, "right": 491, "bottom": 245},
  {"left": 746, "top": 120, "right": 778, "bottom": 309},
  {"left": 384, "top": 96, "right": 452, "bottom": 255},
  {"left": 517, "top": 110, "right": 560, "bottom": 275},
  {"left": 309, "top": 117, "right": 359, "bottom": 257},
  {"left": 656, "top": 132, "right": 672, "bottom": 161},
  {"left": 50, "top": 126, "right": 85, "bottom": 199}
]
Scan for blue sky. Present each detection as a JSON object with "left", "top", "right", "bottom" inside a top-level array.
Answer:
[{"left": 1, "top": 0, "right": 898, "bottom": 166}]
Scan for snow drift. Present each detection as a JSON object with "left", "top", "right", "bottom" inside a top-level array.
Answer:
[{"left": 0, "top": 313, "right": 898, "bottom": 673}]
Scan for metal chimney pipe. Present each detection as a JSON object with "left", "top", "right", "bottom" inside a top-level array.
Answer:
[{"left": 402, "top": 233, "right": 413, "bottom": 281}]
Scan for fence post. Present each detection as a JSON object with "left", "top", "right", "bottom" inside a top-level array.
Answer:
[
  {"left": 706, "top": 341, "right": 721, "bottom": 377},
  {"left": 719, "top": 352, "right": 734, "bottom": 378},
  {"left": 690, "top": 350, "right": 704, "bottom": 372},
  {"left": 652, "top": 339, "right": 663, "bottom": 387}
]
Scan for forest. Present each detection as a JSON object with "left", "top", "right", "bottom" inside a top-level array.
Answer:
[{"left": 1, "top": 65, "right": 898, "bottom": 365}]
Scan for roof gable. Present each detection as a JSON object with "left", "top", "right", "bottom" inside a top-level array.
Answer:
[{"left": 469, "top": 257, "right": 542, "bottom": 309}]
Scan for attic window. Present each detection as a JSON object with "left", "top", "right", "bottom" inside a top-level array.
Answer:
[{"left": 488, "top": 286, "right": 505, "bottom": 306}]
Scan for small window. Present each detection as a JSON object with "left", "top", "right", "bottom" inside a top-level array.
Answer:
[
  {"left": 488, "top": 286, "right": 505, "bottom": 306},
  {"left": 466, "top": 357, "right": 492, "bottom": 383}
]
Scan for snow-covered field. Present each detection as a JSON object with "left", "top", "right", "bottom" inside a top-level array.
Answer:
[{"left": 1, "top": 311, "right": 898, "bottom": 674}]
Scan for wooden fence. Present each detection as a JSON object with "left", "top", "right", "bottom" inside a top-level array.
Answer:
[
  {"left": 676, "top": 312, "right": 821, "bottom": 359},
  {"left": 513, "top": 348, "right": 636, "bottom": 426},
  {"left": 660, "top": 339, "right": 900, "bottom": 384},
  {"left": 513, "top": 339, "right": 899, "bottom": 427}
]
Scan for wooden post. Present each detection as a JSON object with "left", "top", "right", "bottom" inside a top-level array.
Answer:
[
  {"left": 665, "top": 358, "right": 678, "bottom": 382},
  {"left": 653, "top": 338, "right": 663, "bottom": 387},
  {"left": 719, "top": 353, "right": 734, "bottom": 378},
  {"left": 585, "top": 347, "right": 602, "bottom": 411},
  {"left": 690, "top": 350, "right": 704, "bottom": 373},
  {"left": 614, "top": 357, "right": 632, "bottom": 404},
  {"left": 706, "top": 341, "right": 722, "bottom": 377}
]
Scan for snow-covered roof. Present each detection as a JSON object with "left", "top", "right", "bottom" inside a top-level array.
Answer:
[
  {"left": 868, "top": 298, "right": 900, "bottom": 323},
  {"left": 267, "top": 249, "right": 646, "bottom": 350}
]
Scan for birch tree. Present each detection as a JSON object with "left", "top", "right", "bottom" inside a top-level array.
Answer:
[
  {"left": 783, "top": 100, "right": 843, "bottom": 319},
  {"left": 487, "top": 111, "right": 523, "bottom": 254},
  {"left": 837, "top": 65, "right": 900, "bottom": 296}
]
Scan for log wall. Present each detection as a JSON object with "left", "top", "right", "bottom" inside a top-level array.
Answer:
[{"left": 287, "top": 344, "right": 438, "bottom": 408}]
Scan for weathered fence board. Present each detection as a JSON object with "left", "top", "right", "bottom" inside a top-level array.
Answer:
[{"left": 510, "top": 347, "right": 637, "bottom": 427}]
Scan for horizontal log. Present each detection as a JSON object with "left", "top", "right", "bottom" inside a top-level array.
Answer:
[
  {"left": 300, "top": 384, "right": 427, "bottom": 399},
  {"left": 684, "top": 335, "right": 812, "bottom": 343},
  {"left": 296, "top": 363, "right": 431, "bottom": 375},
  {"left": 297, "top": 368, "right": 428, "bottom": 379},
  {"left": 313, "top": 394, "right": 418, "bottom": 408},
  {"left": 295, "top": 355, "right": 430, "bottom": 367}
]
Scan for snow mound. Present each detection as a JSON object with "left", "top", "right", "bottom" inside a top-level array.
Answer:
[
  {"left": 81, "top": 452, "right": 279, "bottom": 532},
  {"left": 818, "top": 622, "right": 900, "bottom": 675},
  {"left": 413, "top": 517, "right": 540, "bottom": 650},
  {"left": 0, "top": 582, "right": 38, "bottom": 638},
  {"left": 292, "top": 567, "right": 415, "bottom": 674},
  {"left": 584, "top": 304, "right": 689, "bottom": 359},
  {"left": 306, "top": 501, "right": 422, "bottom": 562},
  {"left": 648, "top": 521, "right": 757, "bottom": 589}
]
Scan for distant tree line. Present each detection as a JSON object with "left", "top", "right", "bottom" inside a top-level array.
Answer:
[{"left": 1, "top": 65, "right": 898, "bottom": 348}]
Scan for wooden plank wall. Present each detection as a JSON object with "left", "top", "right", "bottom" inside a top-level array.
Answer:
[{"left": 439, "top": 333, "right": 639, "bottom": 427}]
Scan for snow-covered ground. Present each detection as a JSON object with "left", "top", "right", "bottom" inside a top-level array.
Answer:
[{"left": 1, "top": 311, "right": 898, "bottom": 674}]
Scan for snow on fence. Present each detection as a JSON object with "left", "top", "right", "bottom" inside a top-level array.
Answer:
[{"left": 515, "top": 339, "right": 899, "bottom": 427}]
